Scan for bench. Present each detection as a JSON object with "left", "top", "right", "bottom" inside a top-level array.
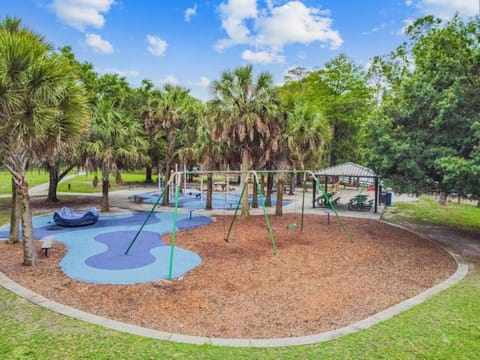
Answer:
[
  {"left": 129, "top": 195, "right": 144, "bottom": 204},
  {"left": 41, "top": 236, "right": 54, "bottom": 257}
]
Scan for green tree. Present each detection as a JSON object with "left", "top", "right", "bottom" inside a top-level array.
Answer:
[
  {"left": 83, "top": 99, "right": 147, "bottom": 211},
  {"left": 0, "top": 17, "right": 88, "bottom": 264},
  {"left": 279, "top": 55, "right": 373, "bottom": 166},
  {"left": 365, "top": 16, "right": 480, "bottom": 204},
  {"left": 211, "top": 65, "right": 277, "bottom": 216},
  {"left": 144, "top": 84, "right": 197, "bottom": 205}
]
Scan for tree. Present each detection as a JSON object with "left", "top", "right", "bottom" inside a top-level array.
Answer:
[
  {"left": 0, "top": 17, "right": 88, "bottom": 265},
  {"left": 143, "top": 85, "right": 197, "bottom": 206},
  {"left": 42, "top": 76, "right": 89, "bottom": 202},
  {"left": 211, "top": 65, "right": 277, "bottom": 216},
  {"left": 365, "top": 16, "right": 480, "bottom": 204},
  {"left": 83, "top": 99, "right": 147, "bottom": 211}
]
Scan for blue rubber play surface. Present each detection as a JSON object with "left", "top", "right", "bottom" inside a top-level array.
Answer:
[
  {"left": 132, "top": 192, "right": 291, "bottom": 210},
  {"left": 0, "top": 212, "right": 212, "bottom": 285}
]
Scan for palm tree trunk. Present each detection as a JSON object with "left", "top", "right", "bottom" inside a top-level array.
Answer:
[
  {"left": 289, "top": 172, "right": 295, "bottom": 195},
  {"left": 265, "top": 173, "right": 273, "bottom": 207},
  {"left": 8, "top": 177, "right": 21, "bottom": 244},
  {"left": 6, "top": 151, "right": 37, "bottom": 265},
  {"left": 275, "top": 176, "right": 285, "bottom": 216},
  {"left": 252, "top": 177, "right": 258, "bottom": 208},
  {"left": 145, "top": 166, "right": 153, "bottom": 183},
  {"left": 102, "top": 165, "right": 110, "bottom": 212},
  {"left": 162, "top": 160, "right": 171, "bottom": 206},
  {"left": 17, "top": 175, "right": 37, "bottom": 266},
  {"left": 206, "top": 175, "right": 213, "bottom": 210},
  {"left": 240, "top": 147, "right": 250, "bottom": 217},
  {"left": 115, "top": 169, "right": 122, "bottom": 185}
]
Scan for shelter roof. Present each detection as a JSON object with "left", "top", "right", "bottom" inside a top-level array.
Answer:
[{"left": 315, "top": 162, "right": 377, "bottom": 178}]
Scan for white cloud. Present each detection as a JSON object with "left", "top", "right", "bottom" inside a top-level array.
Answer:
[
  {"left": 85, "top": 33, "right": 113, "bottom": 54},
  {"left": 216, "top": 0, "right": 342, "bottom": 63},
  {"left": 195, "top": 76, "right": 211, "bottom": 87},
  {"left": 185, "top": 4, "right": 197, "bottom": 22},
  {"left": 103, "top": 68, "right": 139, "bottom": 77},
  {"left": 416, "top": 0, "right": 478, "bottom": 18},
  {"left": 50, "top": 0, "right": 114, "bottom": 31},
  {"left": 397, "top": 18, "right": 414, "bottom": 35},
  {"left": 242, "top": 49, "right": 285, "bottom": 63},
  {"left": 217, "top": 0, "right": 257, "bottom": 50},
  {"left": 361, "top": 23, "right": 386, "bottom": 36},
  {"left": 296, "top": 51, "right": 306, "bottom": 59},
  {"left": 405, "top": 0, "right": 414, "bottom": 6},
  {"left": 160, "top": 75, "right": 179, "bottom": 85},
  {"left": 147, "top": 35, "right": 168, "bottom": 56}
]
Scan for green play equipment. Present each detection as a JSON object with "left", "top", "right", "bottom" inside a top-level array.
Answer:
[{"left": 125, "top": 169, "right": 353, "bottom": 281}]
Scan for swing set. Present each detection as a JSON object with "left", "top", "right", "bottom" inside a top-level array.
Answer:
[{"left": 124, "top": 169, "right": 352, "bottom": 280}]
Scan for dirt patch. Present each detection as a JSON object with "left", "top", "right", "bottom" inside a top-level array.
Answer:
[{"left": 0, "top": 214, "right": 456, "bottom": 339}]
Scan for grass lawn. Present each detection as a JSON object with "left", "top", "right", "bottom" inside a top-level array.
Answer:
[
  {"left": 0, "top": 170, "right": 51, "bottom": 195},
  {"left": 57, "top": 172, "right": 151, "bottom": 193},
  {"left": 0, "top": 199, "right": 479, "bottom": 359},
  {"left": 389, "top": 196, "right": 480, "bottom": 230}
]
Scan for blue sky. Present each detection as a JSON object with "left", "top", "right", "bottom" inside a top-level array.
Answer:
[{"left": 1, "top": 1, "right": 478, "bottom": 101}]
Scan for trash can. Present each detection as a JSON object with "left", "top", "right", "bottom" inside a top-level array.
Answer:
[
  {"left": 379, "top": 192, "right": 386, "bottom": 205},
  {"left": 385, "top": 192, "right": 392, "bottom": 206}
]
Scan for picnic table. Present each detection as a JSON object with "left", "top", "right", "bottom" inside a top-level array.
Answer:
[
  {"left": 348, "top": 194, "right": 373, "bottom": 211},
  {"left": 213, "top": 182, "right": 227, "bottom": 192}
]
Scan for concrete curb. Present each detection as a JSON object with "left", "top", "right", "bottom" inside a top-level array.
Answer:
[{"left": 0, "top": 222, "right": 468, "bottom": 348}]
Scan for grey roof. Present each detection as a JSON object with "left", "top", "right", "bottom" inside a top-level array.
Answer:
[{"left": 315, "top": 162, "right": 377, "bottom": 177}]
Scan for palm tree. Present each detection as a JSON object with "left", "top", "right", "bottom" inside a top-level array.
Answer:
[
  {"left": 41, "top": 78, "right": 89, "bottom": 202},
  {"left": 83, "top": 99, "right": 147, "bottom": 212},
  {"left": 282, "top": 99, "right": 331, "bottom": 192},
  {"left": 211, "top": 65, "right": 277, "bottom": 216},
  {"left": 189, "top": 104, "right": 227, "bottom": 209},
  {"left": 143, "top": 85, "right": 194, "bottom": 206},
  {"left": 0, "top": 17, "right": 88, "bottom": 265}
]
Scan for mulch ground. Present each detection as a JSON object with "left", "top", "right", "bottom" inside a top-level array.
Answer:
[{"left": 0, "top": 214, "right": 456, "bottom": 339}]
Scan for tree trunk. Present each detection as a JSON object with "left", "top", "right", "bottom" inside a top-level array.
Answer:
[
  {"left": 145, "top": 166, "right": 153, "bottom": 183},
  {"left": 47, "top": 163, "right": 76, "bottom": 202},
  {"left": 438, "top": 191, "right": 447, "bottom": 206},
  {"left": 46, "top": 164, "right": 59, "bottom": 202},
  {"left": 288, "top": 172, "right": 295, "bottom": 195},
  {"left": 265, "top": 173, "right": 273, "bottom": 207},
  {"left": 102, "top": 165, "right": 110, "bottom": 212},
  {"left": 8, "top": 177, "right": 20, "bottom": 244},
  {"left": 206, "top": 175, "right": 213, "bottom": 210},
  {"left": 162, "top": 160, "right": 171, "bottom": 206},
  {"left": 240, "top": 147, "right": 250, "bottom": 217},
  {"left": 18, "top": 176, "right": 37, "bottom": 266},
  {"left": 115, "top": 169, "right": 122, "bottom": 185},
  {"left": 252, "top": 177, "right": 258, "bottom": 208},
  {"left": 275, "top": 177, "right": 285, "bottom": 216}
]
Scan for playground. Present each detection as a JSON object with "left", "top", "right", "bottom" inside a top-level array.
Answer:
[{"left": 0, "top": 207, "right": 456, "bottom": 339}]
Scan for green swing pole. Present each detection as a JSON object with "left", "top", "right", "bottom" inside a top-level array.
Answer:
[
  {"left": 224, "top": 180, "right": 247, "bottom": 242},
  {"left": 305, "top": 171, "right": 353, "bottom": 243},
  {"left": 124, "top": 179, "right": 171, "bottom": 255},
  {"left": 255, "top": 175, "right": 278, "bottom": 255},
  {"left": 167, "top": 182, "right": 181, "bottom": 280},
  {"left": 300, "top": 178, "right": 306, "bottom": 232}
]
